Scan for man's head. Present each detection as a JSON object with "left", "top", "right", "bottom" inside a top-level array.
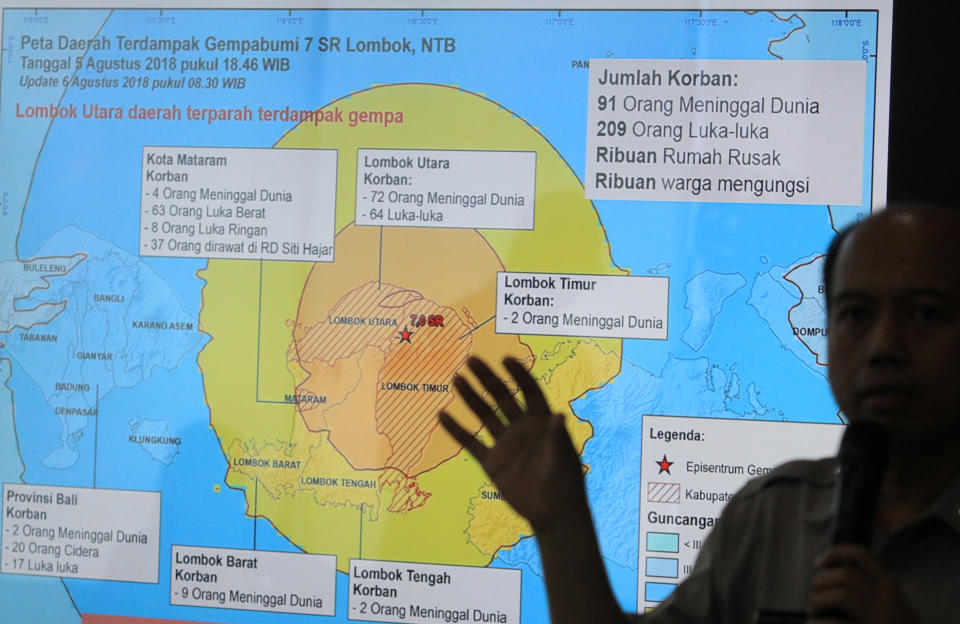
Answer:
[{"left": 825, "top": 203, "right": 960, "bottom": 441}]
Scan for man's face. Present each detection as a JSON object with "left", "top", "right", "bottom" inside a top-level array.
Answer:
[{"left": 827, "top": 207, "right": 960, "bottom": 441}]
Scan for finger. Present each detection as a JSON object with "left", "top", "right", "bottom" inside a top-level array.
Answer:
[
  {"left": 809, "top": 567, "right": 855, "bottom": 593},
  {"left": 502, "top": 356, "right": 551, "bottom": 418},
  {"left": 452, "top": 374, "right": 506, "bottom": 438},
  {"left": 808, "top": 587, "right": 864, "bottom": 622},
  {"left": 810, "top": 564, "right": 873, "bottom": 602},
  {"left": 466, "top": 357, "right": 525, "bottom": 422},
  {"left": 809, "top": 567, "right": 871, "bottom": 620},
  {"left": 438, "top": 411, "right": 489, "bottom": 462},
  {"left": 817, "top": 545, "right": 883, "bottom": 576}
]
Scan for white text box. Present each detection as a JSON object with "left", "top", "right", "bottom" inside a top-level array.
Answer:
[
  {"left": 1, "top": 484, "right": 160, "bottom": 583},
  {"left": 637, "top": 415, "right": 844, "bottom": 610},
  {"left": 140, "top": 146, "right": 337, "bottom": 261},
  {"left": 496, "top": 272, "right": 668, "bottom": 339},
  {"left": 170, "top": 545, "right": 336, "bottom": 616},
  {"left": 355, "top": 149, "right": 535, "bottom": 229},
  {"left": 348, "top": 559, "right": 520, "bottom": 623},
  {"left": 586, "top": 59, "right": 866, "bottom": 205}
]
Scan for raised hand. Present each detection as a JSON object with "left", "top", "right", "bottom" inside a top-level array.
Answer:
[
  {"left": 437, "top": 356, "right": 589, "bottom": 534},
  {"left": 438, "top": 356, "right": 627, "bottom": 624}
]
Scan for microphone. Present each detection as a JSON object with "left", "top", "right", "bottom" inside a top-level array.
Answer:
[
  {"left": 832, "top": 421, "right": 889, "bottom": 545},
  {"left": 753, "top": 423, "right": 890, "bottom": 624},
  {"left": 756, "top": 423, "right": 890, "bottom": 623}
]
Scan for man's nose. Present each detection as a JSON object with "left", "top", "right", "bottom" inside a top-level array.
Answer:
[{"left": 865, "top": 308, "right": 907, "bottom": 366}]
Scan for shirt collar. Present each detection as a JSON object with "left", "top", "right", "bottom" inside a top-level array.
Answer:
[
  {"left": 804, "top": 457, "right": 839, "bottom": 525},
  {"left": 930, "top": 470, "right": 960, "bottom": 533},
  {"left": 803, "top": 458, "right": 960, "bottom": 534}
]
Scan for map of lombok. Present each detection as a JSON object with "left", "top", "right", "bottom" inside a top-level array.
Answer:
[
  {"left": 0, "top": 6, "right": 883, "bottom": 623},
  {"left": 198, "top": 83, "right": 624, "bottom": 567}
]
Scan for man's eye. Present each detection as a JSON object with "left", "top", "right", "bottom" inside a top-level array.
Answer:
[
  {"left": 910, "top": 305, "right": 948, "bottom": 321},
  {"left": 835, "top": 306, "right": 866, "bottom": 321}
]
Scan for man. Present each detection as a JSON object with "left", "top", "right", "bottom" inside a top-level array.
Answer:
[{"left": 439, "top": 203, "right": 960, "bottom": 623}]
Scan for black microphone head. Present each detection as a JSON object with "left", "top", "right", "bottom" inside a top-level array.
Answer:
[
  {"left": 837, "top": 421, "right": 889, "bottom": 472},
  {"left": 832, "top": 421, "right": 890, "bottom": 546}
]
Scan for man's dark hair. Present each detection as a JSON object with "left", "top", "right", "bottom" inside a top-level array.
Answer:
[
  {"left": 822, "top": 222, "right": 858, "bottom": 314},
  {"left": 822, "top": 203, "right": 960, "bottom": 313}
]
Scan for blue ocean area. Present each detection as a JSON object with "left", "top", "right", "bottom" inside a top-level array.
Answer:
[
  {"left": 567, "top": 198, "right": 846, "bottom": 608},
  {"left": 1, "top": 7, "right": 878, "bottom": 622},
  {"left": 0, "top": 359, "right": 82, "bottom": 623},
  {"left": 0, "top": 10, "right": 113, "bottom": 261},
  {"left": 28, "top": 354, "right": 307, "bottom": 623}
]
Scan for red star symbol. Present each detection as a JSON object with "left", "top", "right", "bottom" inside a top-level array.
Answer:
[
  {"left": 397, "top": 326, "right": 414, "bottom": 343},
  {"left": 656, "top": 454, "right": 674, "bottom": 475}
]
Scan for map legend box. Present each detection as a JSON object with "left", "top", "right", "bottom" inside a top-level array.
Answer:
[
  {"left": 638, "top": 415, "right": 844, "bottom": 611},
  {"left": 647, "top": 482, "right": 681, "bottom": 504},
  {"left": 645, "top": 557, "right": 679, "bottom": 578},
  {"left": 645, "top": 581, "right": 678, "bottom": 603},
  {"left": 646, "top": 532, "right": 680, "bottom": 553}
]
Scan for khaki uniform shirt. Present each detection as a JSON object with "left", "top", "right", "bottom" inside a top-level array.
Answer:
[{"left": 634, "top": 458, "right": 960, "bottom": 623}]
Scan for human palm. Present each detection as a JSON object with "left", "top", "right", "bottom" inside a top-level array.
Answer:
[{"left": 438, "top": 357, "right": 588, "bottom": 533}]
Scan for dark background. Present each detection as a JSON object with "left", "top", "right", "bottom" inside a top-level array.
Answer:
[{"left": 887, "top": 1, "right": 954, "bottom": 203}]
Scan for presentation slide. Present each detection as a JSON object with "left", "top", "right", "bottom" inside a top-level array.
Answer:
[{"left": 0, "top": 2, "right": 891, "bottom": 622}]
